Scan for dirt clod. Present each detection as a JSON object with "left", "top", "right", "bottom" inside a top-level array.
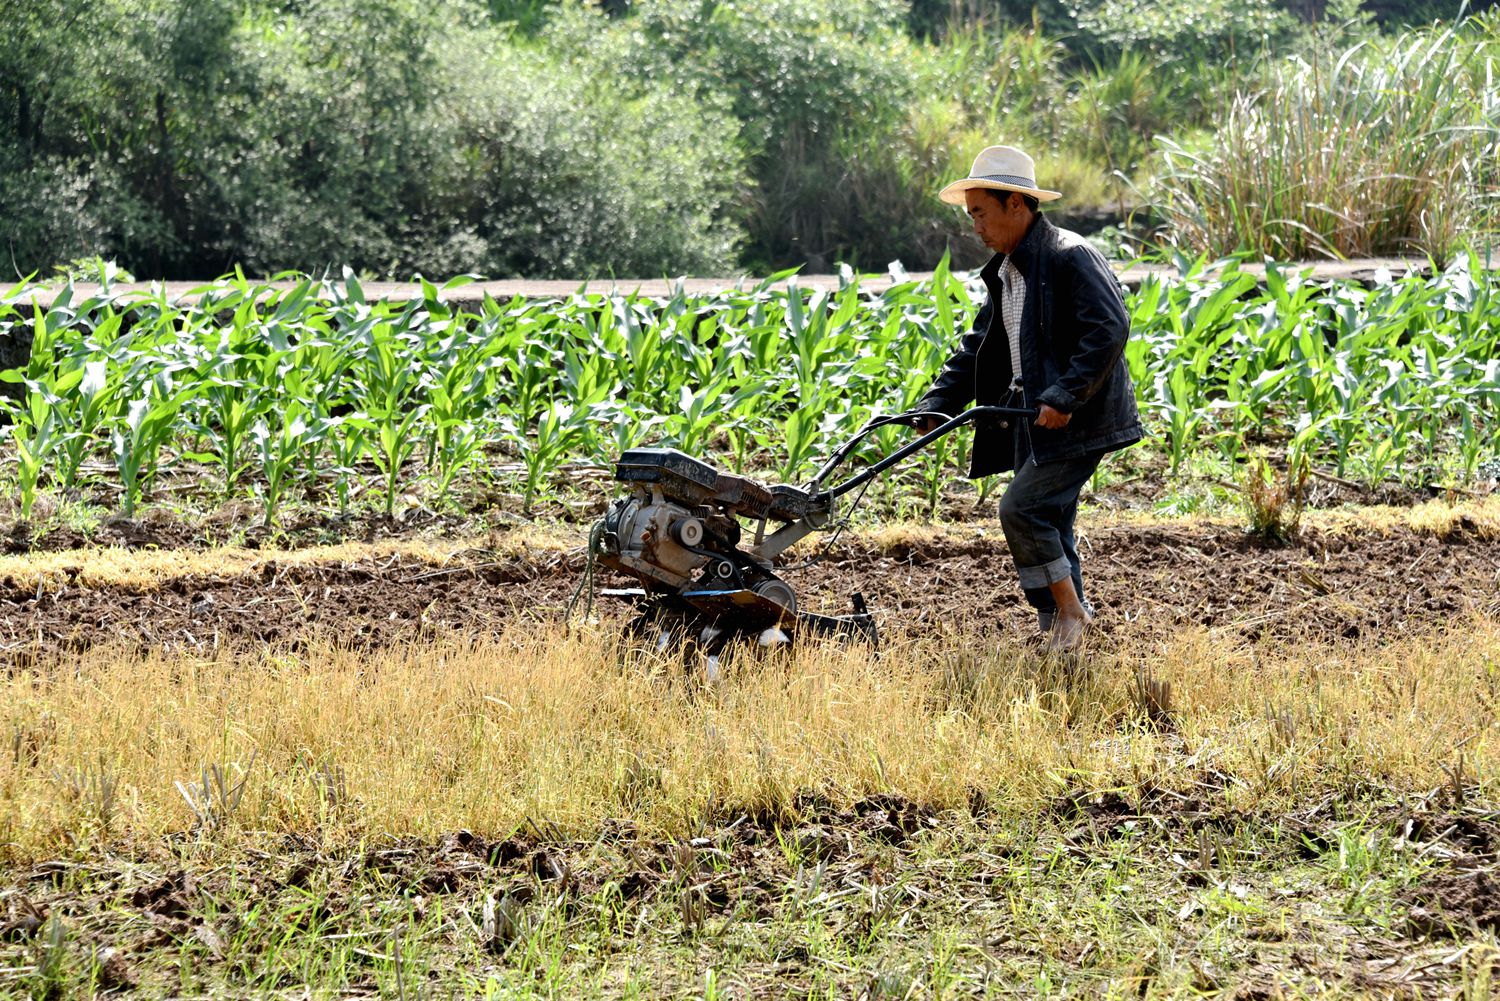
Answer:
[
  {"left": 0, "top": 897, "right": 46, "bottom": 942},
  {"left": 1403, "top": 867, "right": 1500, "bottom": 937},
  {"left": 97, "top": 945, "right": 135, "bottom": 990}
]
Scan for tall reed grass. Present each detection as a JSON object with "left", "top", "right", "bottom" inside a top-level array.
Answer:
[{"left": 1153, "top": 17, "right": 1500, "bottom": 260}]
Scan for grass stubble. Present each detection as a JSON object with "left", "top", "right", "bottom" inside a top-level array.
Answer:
[{"left": 3, "top": 596, "right": 1500, "bottom": 996}]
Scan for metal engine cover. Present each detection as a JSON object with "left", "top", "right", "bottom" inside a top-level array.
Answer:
[
  {"left": 598, "top": 494, "right": 709, "bottom": 588},
  {"left": 614, "top": 448, "right": 720, "bottom": 505}
]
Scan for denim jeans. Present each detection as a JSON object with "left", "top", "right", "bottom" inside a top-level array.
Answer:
[{"left": 998, "top": 424, "right": 1104, "bottom": 616}]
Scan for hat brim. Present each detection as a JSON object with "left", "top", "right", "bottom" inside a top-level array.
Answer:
[{"left": 939, "top": 178, "right": 1062, "bottom": 205}]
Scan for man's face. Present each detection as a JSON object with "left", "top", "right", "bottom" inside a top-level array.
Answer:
[{"left": 965, "top": 188, "right": 1030, "bottom": 255}]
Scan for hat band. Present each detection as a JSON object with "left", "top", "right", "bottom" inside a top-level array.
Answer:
[{"left": 974, "top": 172, "right": 1037, "bottom": 188}]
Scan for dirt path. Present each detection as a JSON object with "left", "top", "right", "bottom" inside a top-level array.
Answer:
[
  {"left": 1, "top": 518, "right": 1495, "bottom": 665},
  {"left": 11, "top": 258, "right": 1430, "bottom": 313}
]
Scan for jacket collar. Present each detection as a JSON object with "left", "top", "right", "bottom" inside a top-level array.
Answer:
[{"left": 1005, "top": 212, "right": 1050, "bottom": 273}]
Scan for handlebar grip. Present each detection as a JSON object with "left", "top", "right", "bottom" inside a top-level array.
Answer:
[{"left": 890, "top": 409, "right": 951, "bottom": 429}]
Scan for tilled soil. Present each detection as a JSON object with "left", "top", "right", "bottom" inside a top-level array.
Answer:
[{"left": 1, "top": 519, "right": 1497, "bottom": 665}]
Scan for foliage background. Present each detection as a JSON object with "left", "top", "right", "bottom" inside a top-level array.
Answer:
[{"left": 0, "top": 0, "right": 1493, "bottom": 279}]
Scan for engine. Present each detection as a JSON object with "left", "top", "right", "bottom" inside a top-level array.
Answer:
[
  {"left": 590, "top": 447, "right": 875, "bottom": 647},
  {"left": 599, "top": 494, "right": 713, "bottom": 588},
  {"left": 594, "top": 447, "right": 823, "bottom": 608}
]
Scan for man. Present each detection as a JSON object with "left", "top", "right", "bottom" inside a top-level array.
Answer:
[{"left": 912, "top": 145, "right": 1142, "bottom": 651}]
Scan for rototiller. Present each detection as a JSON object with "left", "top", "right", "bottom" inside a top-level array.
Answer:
[{"left": 584, "top": 405, "right": 1036, "bottom": 657}]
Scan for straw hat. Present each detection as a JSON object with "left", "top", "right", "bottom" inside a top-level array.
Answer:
[{"left": 938, "top": 145, "right": 1062, "bottom": 205}]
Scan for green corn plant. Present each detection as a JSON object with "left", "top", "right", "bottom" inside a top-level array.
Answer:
[
  {"left": 13, "top": 300, "right": 63, "bottom": 386},
  {"left": 1, "top": 262, "right": 1497, "bottom": 521},
  {"left": 560, "top": 339, "right": 617, "bottom": 412},
  {"left": 722, "top": 421, "right": 759, "bottom": 474},
  {"left": 1155, "top": 365, "right": 1204, "bottom": 475},
  {"left": 916, "top": 425, "right": 954, "bottom": 519},
  {"left": 180, "top": 300, "right": 298, "bottom": 496},
  {"left": 53, "top": 359, "right": 118, "bottom": 492},
  {"left": 289, "top": 331, "right": 359, "bottom": 420},
  {"left": 250, "top": 402, "right": 327, "bottom": 527},
  {"left": 354, "top": 318, "right": 423, "bottom": 415},
  {"left": 2, "top": 344, "right": 114, "bottom": 513},
  {"left": 496, "top": 340, "right": 557, "bottom": 444},
  {"left": 343, "top": 314, "right": 432, "bottom": 515},
  {"left": 6, "top": 389, "right": 63, "bottom": 521},
  {"left": 1235, "top": 367, "right": 1293, "bottom": 439},
  {"left": 592, "top": 402, "right": 668, "bottom": 465},
  {"left": 428, "top": 408, "right": 483, "bottom": 506},
  {"left": 110, "top": 385, "right": 188, "bottom": 519},
  {"left": 190, "top": 373, "right": 273, "bottom": 498},
  {"left": 371, "top": 403, "right": 433, "bottom": 517},
  {"left": 665, "top": 376, "right": 766, "bottom": 458},
  {"left": 786, "top": 285, "right": 860, "bottom": 405},
  {"left": 1454, "top": 366, "right": 1499, "bottom": 480},
  {"left": 1362, "top": 433, "right": 1407, "bottom": 487},
  {"left": 273, "top": 366, "right": 336, "bottom": 487},
  {"left": 325, "top": 413, "right": 376, "bottom": 519},
  {"left": 2, "top": 304, "right": 83, "bottom": 503},
  {"left": 615, "top": 297, "right": 676, "bottom": 414},
  {"left": 1286, "top": 412, "right": 1333, "bottom": 479},
  {"left": 778, "top": 405, "right": 822, "bottom": 485},
  {"left": 509, "top": 401, "right": 585, "bottom": 516}
]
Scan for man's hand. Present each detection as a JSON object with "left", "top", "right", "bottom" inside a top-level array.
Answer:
[
  {"left": 1035, "top": 403, "right": 1071, "bottom": 430},
  {"left": 899, "top": 410, "right": 943, "bottom": 434}
]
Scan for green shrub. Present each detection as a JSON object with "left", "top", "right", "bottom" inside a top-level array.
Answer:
[
  {"left": 1069, "top": 0, "right": 1299, "bottom": 61},
  {"left": 1066, "top": 51, "right": 1186, "bottom": 189},
  {"left": 11, "top": 0, "right": 1482, "bottom": 280},
  {"left": 0, "top": 0, "right": 745, "bottom": 279},
  {"left": 0, "top": 0, "right": 469, "bottom": 277},
  {"left": 455, "top": 29, "right": 747, "bottom": 277},
  {"left": 220, "top": 0, "right": 467, "bottom": 275},
  {"left": 547, "top": 0, "right": 942, "bottom": 271}
]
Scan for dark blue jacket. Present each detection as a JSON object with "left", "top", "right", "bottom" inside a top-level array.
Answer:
[{"left": 918, "top": 215, "right": 1143, "bottom": 476}]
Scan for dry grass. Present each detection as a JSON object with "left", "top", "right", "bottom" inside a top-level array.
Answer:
[
  {"left": 1319, "top": 493, "right": 1500, "bottom": 540},
  {"left": 0, "top": 530, "right": 577, "bottom": 593},
  {"left": 4, "top": 615, "right": 1498, "bottom": 860},
  {"left": 869, "top": 494, "right": 1500, "bottom": 551}
]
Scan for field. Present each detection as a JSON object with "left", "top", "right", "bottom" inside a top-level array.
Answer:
[
  {"left": 4, "top": 256, "right": 1498, "bottom": 525},
  {"left": 6, "top": 3, "right": 1499, "bottom": 995},
  {"left": 3, "top": 266, "right": 1500, "bottom": 997}
]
